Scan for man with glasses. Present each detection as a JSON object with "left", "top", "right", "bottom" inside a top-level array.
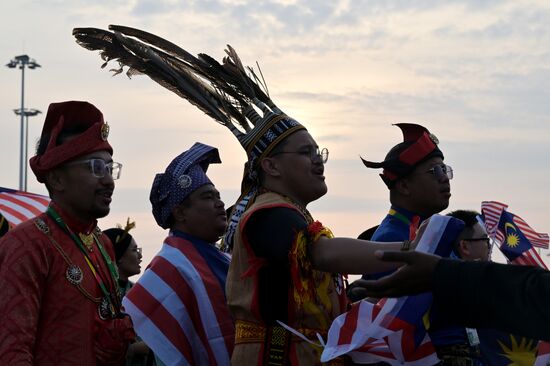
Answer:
[
  {"left": 443, "top": 211, "right": 537, "bottom": 366},
  {"left": 0, "top": 101, "right": 133, "bottom": 365},
  {"left": 226, "top": 121, "right": 417, "bottom": 365},
  {"left": 359, "top": 123, "right": 452, "bottom": 248},
  {"left": 356, "top": 123, "right": 454, "bottom": 364},
  {"left": 426, "top": 210, "right": 490, "bottom": 365},
  {"left": 447, "top": 210, "right": 490, "bottom": 262}
]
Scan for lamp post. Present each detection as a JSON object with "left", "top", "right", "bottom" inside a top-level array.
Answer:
[
  {"left": 13, "top": 108, "right": 42, "bottom": 192},
  {"left": 6, "top": 55, "right": 41, "bottom": 191}
]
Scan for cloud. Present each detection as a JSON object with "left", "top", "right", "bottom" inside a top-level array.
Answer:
[
  {"left": 316, "top": 134, "right": 352, "bottom": 143},
  {"left": 132, "top": 0, "right": 176, "bottom": 16},
  {"left": 281, "top": 91, "right": 348, "bottom": 103},
  {"left": 3, "top": 0, "right": 550, "bottom": 248}
]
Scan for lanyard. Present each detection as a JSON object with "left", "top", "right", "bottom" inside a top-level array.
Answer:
[
  {"left": 46, "top": 206, "right": 120, "bottom": 312},
  {"left": 388, "top": 208, "right": 421, "bottom": 240},
  {"left": 388, "top": 208, "right": 411, "bottom": 226}
]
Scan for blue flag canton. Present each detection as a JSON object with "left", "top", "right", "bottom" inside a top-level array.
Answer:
[
  {"left": 478, "top": 328, "right": 537, "bottom": 366},
  {"left": 497, "top": 211, "right": 532, "bottom": 260}
]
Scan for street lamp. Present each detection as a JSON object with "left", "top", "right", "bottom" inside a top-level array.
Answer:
[
  {"left": 13, "top": 108, "right": 42, "bottom": 192},
  {"left": 6, "top": 55, "right": 41, "bottom": 191}
]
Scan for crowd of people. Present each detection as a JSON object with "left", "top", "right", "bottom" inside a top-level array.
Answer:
[{"left": 1, "top": 40, "right": 549, "bottom": 366}]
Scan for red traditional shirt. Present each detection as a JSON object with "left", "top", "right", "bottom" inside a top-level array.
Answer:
[{"left": 0, "top": 204, "right": 134, "bottom": 365}]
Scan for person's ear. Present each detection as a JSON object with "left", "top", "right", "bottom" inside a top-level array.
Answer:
[
  {"left": 171, "top": 202, "right": 189, "bottom": 224},
  {"left": 394, "top": 178, "right": 411, "bottom": 196},
  {"left": 46, "top": 168, "right": 66, "bottom": 193},
  {"left": 259, "top": 157, "right": 282, "bottom": 178},
  {"left": 457, "top": 240, "right": 470, "bottom": 257}
]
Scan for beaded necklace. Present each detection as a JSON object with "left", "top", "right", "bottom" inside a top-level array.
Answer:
[{"left": 47, "top": 206, "right": 120, "bottom": 318}]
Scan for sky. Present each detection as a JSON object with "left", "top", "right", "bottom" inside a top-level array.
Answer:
[{"left": 2, "top": 0, "right": 550, "bottom": 274}]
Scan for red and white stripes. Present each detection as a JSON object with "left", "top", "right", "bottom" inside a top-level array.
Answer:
[
  {"left": 0, "top": 187, "right": 50, "bottom": 227},
  {"left": 123, "top": 236, "right": 233, "bottom": 366}
]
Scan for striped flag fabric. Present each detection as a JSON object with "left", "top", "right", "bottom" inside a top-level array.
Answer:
[
  {"left": 481, "top": 201, "right": 550, "bottom": 365},
  {"left": 0, "top": 186, "right": 50, "bottom": 227},
  {"left": 482, "top": 201, "right": 549, "bottom": 250},
  {"left": 481, "top": 201, "right": 548, "bottom": 268},
  {"left": 122, "top": 234, "right": 234, "bottom": 366},
  {"left": 535, "top": 341, "right": 550, "bottom": 366},
  {"left": 321, "top": 215, "right": 464, "bottom": 365},
  {"left": 480, "top": 201, "right": 508, "bottom": 239}
]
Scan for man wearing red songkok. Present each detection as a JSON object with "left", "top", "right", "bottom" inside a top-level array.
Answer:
[{"left": 0, "top": 101, "right": 134, "bottom": 365}]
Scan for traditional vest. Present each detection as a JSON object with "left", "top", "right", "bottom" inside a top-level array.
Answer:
[{"left": 226, "top": 192, "right": 348, "bottom": 365}]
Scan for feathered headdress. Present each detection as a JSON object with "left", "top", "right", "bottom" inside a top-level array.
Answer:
[{"left": 73, "top": 25, "right": 306, "bottom": 251}]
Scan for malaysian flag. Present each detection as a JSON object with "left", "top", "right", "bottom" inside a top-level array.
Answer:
[
  {"left": 122, "top": 234, "right": 234, "bottom": 366},
  {"left": 321, "top": 215, "right": 464, "bottom": 365},
  {"left": 481, "top": 201, "right": 549, "bottom": 268},
  {"left": 481, "top": 201, "right": 550, "bottom": 365},
  {"left": 0, "top": 187, "right": 50, "bottom": 228},
  {"left": 477, "top": 329, "right": 538, "bottom": 366}
]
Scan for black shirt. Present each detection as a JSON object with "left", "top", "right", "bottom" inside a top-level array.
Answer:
[{"left": 245, "top": 207, "right": 308, "bottom": 324}]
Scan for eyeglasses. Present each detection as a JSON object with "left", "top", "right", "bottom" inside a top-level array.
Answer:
[
  {"left": 426, "top": 164, "right": 453, "bottom": 180},
  {"left": 136, "top": 247, "right": 142, "bottom": 255},
  {"left": 65, "top": 159, "right": 123, "bottom": 180},
  {"left": 462, "top": 237, "right": 491, "bottom": 249},
  {"left": 271, "top": 147, "right": 329, "bottom": 163}
]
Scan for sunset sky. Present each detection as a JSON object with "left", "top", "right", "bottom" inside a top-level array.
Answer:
[{"left": 2, "top": 0, "right": 550, "bottom": 272}]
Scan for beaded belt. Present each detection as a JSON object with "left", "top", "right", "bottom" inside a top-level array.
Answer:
[
  {"left": 235, "top": 319, "right": 326, "bottom": 344},
  {"left": 235, "top": 320, "right": 348, "bottom": 365}
]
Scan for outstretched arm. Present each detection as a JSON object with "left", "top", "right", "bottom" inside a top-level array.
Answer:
[
  {"left": 351, "top": 250, "right": 550, "bottom": 341},
  {"left": 310, "top": 237, "right": 407, "bottom": 274},
  {"left": 310, "top": 218, "right": 430, "bottom": 275}
]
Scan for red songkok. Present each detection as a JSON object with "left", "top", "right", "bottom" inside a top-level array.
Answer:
[{"left": 29, "top": 101, "right": 113, "bottom": 183}]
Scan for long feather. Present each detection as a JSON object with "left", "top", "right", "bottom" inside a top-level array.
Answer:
[
  {"left": 75, "top": 27, "right": 236, "bottom": 129},
  {"left": 73, "top": 25, "right": 281, "bottom": 136}
]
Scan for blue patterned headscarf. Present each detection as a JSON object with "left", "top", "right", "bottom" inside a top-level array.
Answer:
[{"left": 150, "top": 142, "right": 221, "bottom": 229}]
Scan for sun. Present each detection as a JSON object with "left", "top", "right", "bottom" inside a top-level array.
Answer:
[
  {"left": 498, "top": 335, "right": 537, "bottom": 365},
  {"left": 506, "top": 233, "right": 520, "bottom": 248}
]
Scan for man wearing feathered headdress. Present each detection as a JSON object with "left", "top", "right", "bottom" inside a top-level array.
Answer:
[
  {"left": 121, "top": 142, "right": 234, "bottom": 366},
  {"left": 72, "top": 26, "right": 427, "bottom": 365},
  {"left": 0, "top": 101, "right": 134, "bottom": 365}
]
